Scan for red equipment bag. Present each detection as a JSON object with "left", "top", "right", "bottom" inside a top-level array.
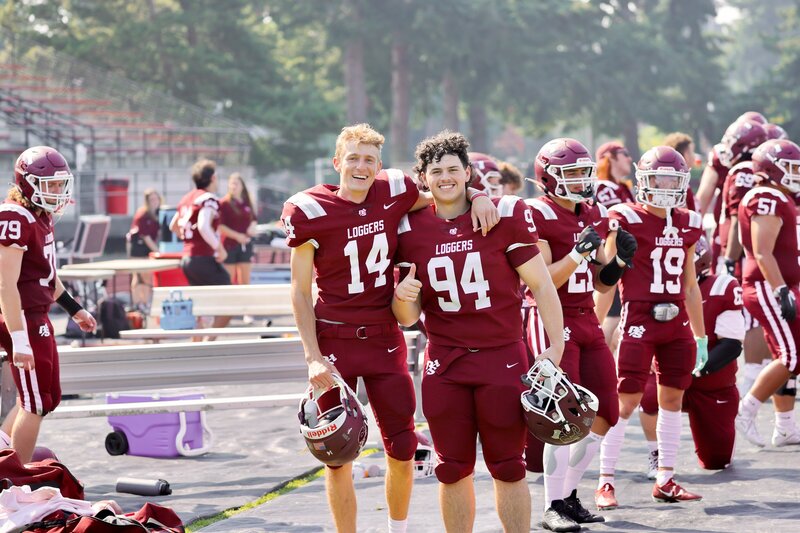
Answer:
[
  {"left": 0, "top": 448, "right": 84, "bottom": 499},
  {"left": 28, "top": 503, "right": 184, "bottom": 532}
]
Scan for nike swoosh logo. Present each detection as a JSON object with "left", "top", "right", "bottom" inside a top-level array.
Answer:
[
  {"left": 702, "top": 300, "right": 707, "bottom": 304},
  {"left": 387, "top": 346, "right": 399, "bottom": 353},
  {"left": 683, "top": 321, "right": 690, "bottom": 326},
  {"left": 384, "top": 201, "right": 397, "bottom": 210},
  {"left": 681, "top": 228, "right": 692, "bottom": 233},
  {"left": 716, "top": 400, "right": 728, "bottom": 404},
  {"left": 506, "top": 362, "right": 519, "bottom": 368},
  {"left": 593, "top": 220, "right": 602, "bottom": 226}
]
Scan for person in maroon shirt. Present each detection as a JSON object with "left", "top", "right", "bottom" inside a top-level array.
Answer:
[
  {"left": 127, "top": 188, "right": 161, "bottom": 307},
  {"left": 639, "top": 237, "right": 744, "bottom": 474},
  {"left": 0, "top": 146, "right": 96, "bottom": 463},
  {"left": 282, "top": 124, "right": 498, "bottom": 533},
  {"left": 393, "top": 131, "right": 563, "bottom": 533},
  {"left": 219, "top": 173, "right": 258, "bottom": 285},
  {"left": 735, "top": 139, "right": 800, "bottom": 448},
  {"left": 595, "top": 146, "right": 706, "bottom": 509}
]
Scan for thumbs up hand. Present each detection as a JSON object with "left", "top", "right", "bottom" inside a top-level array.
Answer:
[{"left": 395, "top": 264, "right": 422, "bottom": 302}]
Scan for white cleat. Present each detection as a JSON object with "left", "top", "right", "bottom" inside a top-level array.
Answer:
[
  {"left": 647, "top": 449, "right": 658, "bottom": 480},
  {"left": 772, "top": 426, "right": 800, "bottom": 447},
  {"left": 735, "top": 413, "right": 766, "bottom": 447}
]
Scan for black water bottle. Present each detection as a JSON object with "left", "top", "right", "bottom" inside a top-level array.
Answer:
[{"left": 115, "top": 477, "right": 172, "bottom": 496}]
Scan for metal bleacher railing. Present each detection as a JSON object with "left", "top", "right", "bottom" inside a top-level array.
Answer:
[{"left": 0, "top": 39, "right": 254, "bottom": 218}]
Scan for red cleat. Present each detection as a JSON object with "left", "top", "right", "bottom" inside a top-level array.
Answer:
[
  {"left": 652, "top": 478, "right": 703, "bottom": 503},
  {"left": 594, "top": 483, "right": 618, "bottom": 510}
]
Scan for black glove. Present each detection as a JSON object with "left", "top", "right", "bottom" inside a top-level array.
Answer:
[
  {"left": 615, "top": 228, "right": 637, "bottom": 267},
  {"left": 774, "top": 285, "right": 797, "bottom": 322},
  {"left": 574, "top": 226, "right": 602, "bottom": 255},
  {"left": 723, "top": 258, "right": 736, "bottom": 276}
]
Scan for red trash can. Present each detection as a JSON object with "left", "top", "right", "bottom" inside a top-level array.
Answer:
[
  {"left": 149, "top": 252, "right": 188, "bottom": 287},
  {"left": 100, "top": 178, "right": 129, "bottom": 215}
]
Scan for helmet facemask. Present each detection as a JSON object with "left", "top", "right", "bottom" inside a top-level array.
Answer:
[
  {"left": 635, "top": 167, "right": 689, "bottom": 209},
  {"left": 25, "top": 171, "right": 74, "bottom": 213},
  {"left": 772, "top": 157, "right": 800, "bottom": 194},
  {"left": 473, "top": 164, "right": 504, "bottom": 198},
  {"left": 413, "top": 445, "right": 436, "bottom": 478},
  {"left": 548, "top": 159, "right": 597, "bottom": 203}
]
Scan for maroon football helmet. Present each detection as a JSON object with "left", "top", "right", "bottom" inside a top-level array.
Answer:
[
  {"left": 521, "top": 359, "right": 598, "bottom": 446},
  {"left": 14, "top": 146, "right": 74, "bottom": 213},
  {"left": 751, "top": 139, "right": 800, "bottom": 194},
  {"left": 694, "top": 236, "right": 712, "bottom": 277},
  {"left": 534, "top": 138, "right": 596, "bottom": 203},
  {"left": 468, "top": 152, "right": 503, "bottom": 198},
  {"left": 718, "top": 120, "right": 768, "bottom": 168},
  {"left": 299, "top": 375, "right": 369, "bottom": 467},
  {"left": 764, "top": 123, "right": 788, "bottom": 141},
  {"left": 635, "top": 146, "right": 690, "bottom": 209},
  {"left": 737, "top": 111, "right": 768, "bottom": 125}
]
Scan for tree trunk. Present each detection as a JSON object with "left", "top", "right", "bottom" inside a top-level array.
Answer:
[
  {"left": 345, "top": 39, "right": 368, "bottom": 124},
  {"left": 389, "top": 37, "right": 410, "bottom": 166},
  {"left": 623, "top": 117, "right": 640, "bottom": 162},
  {"left": 146, "top": 0, "right": 173, "bottom": 94},
  {"left": 469, "top": 102, "right": 488, "bottom": 153},
  {"left": 442, "top": 71, "right": 459, "bottom": 132}
]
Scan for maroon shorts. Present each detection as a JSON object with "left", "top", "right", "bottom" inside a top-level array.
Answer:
[
  {"left": 316, "top": 321, "right": 417, "bottom": 462},
  {"left": 743, "top": 282, "right": 800, "bottom": 374},
  {"left": 640, "top": 369, "right": 738, "bottom": 470},
  {"left": 422, "top": 341, "right": 528, "bottom": 484},
  {"left": 528, "top": 306, "right": 619, "bottom": 426},
  {"left": 617, "top": 301, "right": 696, "bottom": 393},
  {"left": 0, "top": 309, "right": 61, "bottom": 416}
]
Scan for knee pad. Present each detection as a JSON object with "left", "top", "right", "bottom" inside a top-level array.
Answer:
[
  {"left": 776, "top": 377, "right": 797, "bottom": 397},
  {"left": 435, "top": 461, "right": 472, "bottom": 485},
  {"left": 383, "top": 428, "right": 417, "bottom": 462},
  {"left": 487, "top": 457, "right": 526, "bottom": 483}
]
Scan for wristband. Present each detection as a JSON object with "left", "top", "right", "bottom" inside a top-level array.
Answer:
[
  {"left": 10, "top": 330, "right": 33, "bottom": 356},
  {"left": 57, "top": 291, "right": 84, "bottom": 317},
  {"left": 598, "top": 258, "right": 625, "bottom": 286},
  {"left": 568, "top": 249, "right": 584, "bottom": 265},
  {"left": 468, "top": 190, "right": 489, "bottom": 202}
]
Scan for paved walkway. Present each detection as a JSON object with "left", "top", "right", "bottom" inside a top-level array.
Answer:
[{"left": 38, "top": 380, "right": 800, "bottom": 532}]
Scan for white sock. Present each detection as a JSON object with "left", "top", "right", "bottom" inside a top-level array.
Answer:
[
  {"left": 388, "top": 518, "right": 408, "bottom": 533},
  {"left": 598, "top": 417, "right": 629, "bottom": 486},
  {"left": 543, "top": 443, "right": 570, "bottom": 507},
  {"left": 775, "top": 411, "right": 796, "bottom": 432},
  {"left": 655, "top": 408, "right": 681, "bottom": 486},
  {"left": 563, "top": 432, "right": 602, "bottom": 494},
  {"left": 739, "top": 393, "right": 763, "bottom": 419},
  {"left": 0, "top": 429, "right": 10, "bottom": 448},
  {"left": 647, "top": 440, "right": 658, "bottom": 454},
  {"left": 739, "top": 362, "right": 764, "bottom": 396}
]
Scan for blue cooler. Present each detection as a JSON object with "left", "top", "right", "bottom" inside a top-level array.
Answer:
[{"left": 105, "top": 392, "right": 213, "bottom": 457}]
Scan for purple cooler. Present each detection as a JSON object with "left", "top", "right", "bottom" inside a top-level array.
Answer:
[{"left": 105, "top": 392, "right": 213, "bottom": 458}]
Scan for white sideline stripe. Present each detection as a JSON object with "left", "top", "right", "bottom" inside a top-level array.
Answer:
[{"left": 50, "top": 394, "right": 304, "bottom": 419}]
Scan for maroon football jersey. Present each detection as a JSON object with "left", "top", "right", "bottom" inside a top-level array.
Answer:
[
  {"left": 525, "top": 196, "right": 609, "bottom": 309},
  {"left": 718, "top": 161, "right": 756, "bottom": 255},
  {"left": 219, "top": 197, "right": 257, "bottom": 250},
  {"left": 0, "top": 202, "right": 56, "bottom": 310},
  {"left": 694, "top": 273, "right": 743, "bottom": 389},
  {"left": 595, "top": 180, "right": 635, "bottom": 208},
  {"left": 739, "top": 187, "right": 800, "bottom": 286},
  {"left": 176, "top": 189, "right": 221, "bottom": 256},
  {"left": 707, "top": 145, "right": 730, "bottom": 223},
  {"left": 130, "top": 207, "right": 159, "bottom": 242},
  {"left": 281, "top": 170, "right": 419, "bottom": 325},
  {"left": 396, "top": 196, "right": 539, "bottom": 348},
  {"left": 608, "top": 203, "right": 703, "bottom": 303},
  {"left": 685, "top": 188, "right": 697, "bottom": 211}
]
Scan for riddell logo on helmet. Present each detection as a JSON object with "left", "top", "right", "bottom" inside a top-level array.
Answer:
[{"left": 307, "top": 424, "right": 337, "bottom": 438}]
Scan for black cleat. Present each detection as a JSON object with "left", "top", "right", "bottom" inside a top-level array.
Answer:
[
  {"left": 564, "top": 489, "right": 605, "bottom": 523},
  {"left": 542, "top": 499, "right": 580, "bottom": 532}
]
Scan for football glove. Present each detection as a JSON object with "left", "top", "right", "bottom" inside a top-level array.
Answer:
[
  {"left": 774, "top": 285, "right": 797, "bottom": 322},
  {"left": 615, "top": 228, "right": 637, "bottom": 267}
]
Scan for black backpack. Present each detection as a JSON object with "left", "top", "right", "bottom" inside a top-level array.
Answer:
[{"left": 99, "top": 298, "right": 131, "bottom": 339}]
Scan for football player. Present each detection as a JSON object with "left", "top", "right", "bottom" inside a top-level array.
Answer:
[
  {"left": 524, "top": 138, "right": 636, "bottom": 532},
  {"left": 468, "top": 152, "right": 504, "bottom": 198},
  {"left": 595, "top": 146, "right": 706, "bottom": 509},
  {"left": 734, "top": 139, "right": 800, "bottom": 448},
  {"left": 0, "top": 146, "right": 96, "bottom": 463},
  {"left": 638, "top": 237, "right": 744, "bottom": 472},
  {"left": 392, "top": 131, "right": 564, "bottom": 533},
  {"left": 281, "top": 124, "right": 497, "bottom": 533}
]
